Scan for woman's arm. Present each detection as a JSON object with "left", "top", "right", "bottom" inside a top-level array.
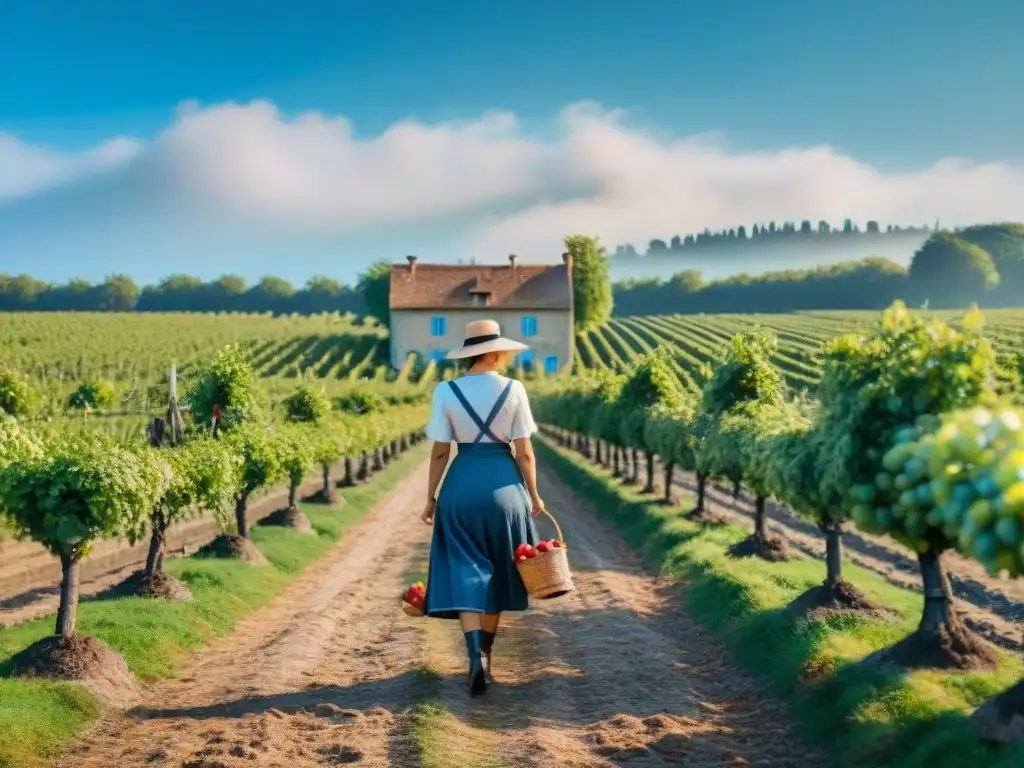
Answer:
[
  {"left": 510, "top": 382, "right": 543, "bottom": 515},
  {"left": 426, "top": 440, "right": 453, "bottom": 502},
  {"left": 422, "top": 384, "right": 454, "bottom": 524},
  {"left": 513, "top": 437, "right": 544, "bottom": 515},
  {"left": 422, "top": 440, "right": 452, "bottom": 523}
]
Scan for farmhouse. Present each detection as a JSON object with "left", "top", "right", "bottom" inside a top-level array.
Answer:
[{"left": 388, "top": 253, "right": 574, "bottom": 374}]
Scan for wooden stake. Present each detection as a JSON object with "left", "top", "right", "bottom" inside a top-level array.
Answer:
[{"left": 166, "top": 363, "right": 183, "bottom": 445}]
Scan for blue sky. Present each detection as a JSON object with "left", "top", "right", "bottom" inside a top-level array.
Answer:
[{"left": 1, "top": 0, "right": 1022, "bottom": 286}]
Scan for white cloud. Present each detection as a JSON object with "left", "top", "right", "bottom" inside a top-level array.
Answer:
[
  {"left": 1, "top": 99, "right": 1023, "bottom": 281},
  {"left": 0, "top": 133, "right": 143, "bottom": 201}
]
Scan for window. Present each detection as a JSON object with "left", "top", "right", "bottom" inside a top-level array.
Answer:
[
  {"left": 544, "top": 355, "right": 559, "bottom": 374},
  {"left": 430, "top": 316, "right": 447, "bottom": 336},
  {"left": 518, "top": 349, "right": 535, "bottom": 372},
  {"left": 521, "top": 315, "right": 538, "bottom": 338}
]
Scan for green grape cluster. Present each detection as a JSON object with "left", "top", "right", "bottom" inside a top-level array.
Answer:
[
  {"left": 851, "top": 417, "right": 941, "bottom": 550},
  {"left": 910, "top": 405, "right": 1024, "bottom": 576}
]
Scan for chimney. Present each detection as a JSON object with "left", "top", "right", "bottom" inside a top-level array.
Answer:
[
  {"left": 406, "top": 255, "right": 417, "bottom": 278},
  {"left": 508, "top": 253, "right": 518, "bottom": 271},
  {"left": 562, "top": 251, "right": 573, "bottom": 271}
]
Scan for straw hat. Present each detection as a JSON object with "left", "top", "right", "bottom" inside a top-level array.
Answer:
[{"left": 446, "top": 319, "right": 529, "bottom": 360}]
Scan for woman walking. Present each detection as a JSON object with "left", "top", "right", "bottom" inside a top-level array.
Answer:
[{"left": 421, "top": 319, "right": 545, "bottom": 695}]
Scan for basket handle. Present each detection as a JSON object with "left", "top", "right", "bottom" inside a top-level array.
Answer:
[{"left": 538, "top": 508, "right": 565, "bottom": 543}]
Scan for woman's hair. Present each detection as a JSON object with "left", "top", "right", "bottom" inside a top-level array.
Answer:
[
  {"left": 459, "top": 351, "right": 508, "bottom": 371},
  {"left": 459, "top": 354, "right": 486, "bottom": 370}
]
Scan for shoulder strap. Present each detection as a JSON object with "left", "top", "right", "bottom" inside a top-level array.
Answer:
[
  {"left": 447, "top": 379, "right": 515, "bottom": 443},
  {"left": 447, "top": 381, "right": 500, "bottom": 443},
  {"left": 475, "top": 380, "right": 515, "bottom": 444}
]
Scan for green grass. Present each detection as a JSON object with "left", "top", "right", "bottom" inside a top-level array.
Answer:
[
  {"left": 410, "top": 694, "right": 503, "bottom": 768},
  {"left": 0, "top": 444, "right": 427, "bottom": 768},
  {"left": 536, "top": 437, "right": 1024, "bottom": 768},
  {"left": 411, "top": 700, "right": 454, "bottom": 766}
]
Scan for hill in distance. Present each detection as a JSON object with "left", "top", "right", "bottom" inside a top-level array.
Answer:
[{"left": 609, "top": 220, "right": 932, "bottom": 283}]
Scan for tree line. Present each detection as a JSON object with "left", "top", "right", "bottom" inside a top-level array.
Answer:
[
  {"left": 613, "top": 223, "right": 1024, "bottom": 314},
  {"left": 613, "top": 218, "right": 937, "bottom": 259},
  {"left": 0, "top": 234, "right": 617, "bottom": 333},
  {"left": 3, "top": 225, "right": 1019, "bottom": 320},
  {"left": 0, "top": 273, "right": 369, "bottom": 315}
]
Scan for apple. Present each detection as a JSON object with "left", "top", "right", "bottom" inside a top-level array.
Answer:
[
  {"left": 551, "top": 541, "right": 563, "bottom": 549},
  {"left": 523, "top": 545, "right": 537, "bottom": 559},
  {"left": 536, "top": 541, "right": 552, "bottom": 554},
  {"left": 514, "top": 543, "right": 530, "bottom": 559}
]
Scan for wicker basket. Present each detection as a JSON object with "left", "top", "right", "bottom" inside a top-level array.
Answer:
[{"left": 516, "top": 510, "right": 575, "bottom": 600}]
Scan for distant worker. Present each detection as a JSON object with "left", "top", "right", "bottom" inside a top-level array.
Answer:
[{"left": 420, "top": 319, "right": 545, "bottom": 695}]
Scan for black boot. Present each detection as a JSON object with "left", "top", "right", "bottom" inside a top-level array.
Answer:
[
  {"left": 481, "top": 631, "right": 496, "bottom": 684},
  {"left": 464, "top": 630, "right": 488, "bottom": 695}
]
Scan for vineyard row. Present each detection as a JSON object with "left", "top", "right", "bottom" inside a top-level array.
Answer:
[{"left": 535, "top": 301, "right": 1024, "bottom": 742}]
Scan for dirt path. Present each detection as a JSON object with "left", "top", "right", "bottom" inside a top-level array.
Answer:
[
  {"left": 63, "top": 464, "right": 432, "bottom": 768},
  {"left": 59, "top": 457, "right": 818, "bottom": 767},
  {"left": 421, "top": 462, "right": 820, "bottom": 767}
]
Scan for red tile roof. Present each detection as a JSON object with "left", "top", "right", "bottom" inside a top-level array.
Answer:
[{"left": 389, "top": 259, "right": 572, "bottom": 310}]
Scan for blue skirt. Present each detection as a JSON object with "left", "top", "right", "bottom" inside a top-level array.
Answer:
[{"left": 425, "top": 443, "right": 539, "bottom": 619}]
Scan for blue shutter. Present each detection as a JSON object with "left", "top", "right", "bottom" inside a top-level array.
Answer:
[
  {"left": 430, "top": 348, "right": 446, "bottom": 363},
  {"left": 521, "top": 315, "right": 537, "bottom": 338},
  {"left": 544, "top": 355, "right": 559, "bottom": 374},
  {"left": 430, "top": 316, "right": 446, "bottom": 337},
  {"left": 518, "top": 349, "right": 535, "bottom": 371}
]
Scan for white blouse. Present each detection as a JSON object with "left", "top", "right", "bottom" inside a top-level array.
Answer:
[{"left": 425, "top": 373, "right": 538, "bottom": 444}]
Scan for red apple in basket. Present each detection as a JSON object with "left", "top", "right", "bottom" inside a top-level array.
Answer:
[
  {"left": 514, "top": 543, "right": 530, "bottom": 559},
  {"left": 551, "top": 540, "right": 563, "bottom": 549},
  {"left": 536, "top": 541, "right": 552, "bottom": 554},
  {"left": 403, "top": 582, "right": 425, "bottom": 605},
  {"left": 523, "top": 545, "right": 537, "bottom": 559}
]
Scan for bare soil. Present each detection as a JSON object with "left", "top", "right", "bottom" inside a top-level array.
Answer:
[
  {"left": 865, "top": 621, "right": 1000, "bottom": 671},
  {"left": 786, "top": 580, "right": 893, "bottom": 623},
  {"left": 727, "top": 534, "right": 790, "bottom": 562},
  {"left": 58, "top": 459, "right": 818, "bottom": 768},
  {"left": 260, "top": 506, "right": 316, "bottom": 534},
  {"left": 197, "top": 535, "right": 269, "bottom": 564},
  {"left": 7, "top": 635, "right": 139, "bottom": 707},
  {"left": 105, "top": 570, "right": 193, "bottom": 602}
]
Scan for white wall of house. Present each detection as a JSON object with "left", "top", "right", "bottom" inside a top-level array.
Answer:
[{"left": 390, "top": 308, "right": 573, "bottom": 374}]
